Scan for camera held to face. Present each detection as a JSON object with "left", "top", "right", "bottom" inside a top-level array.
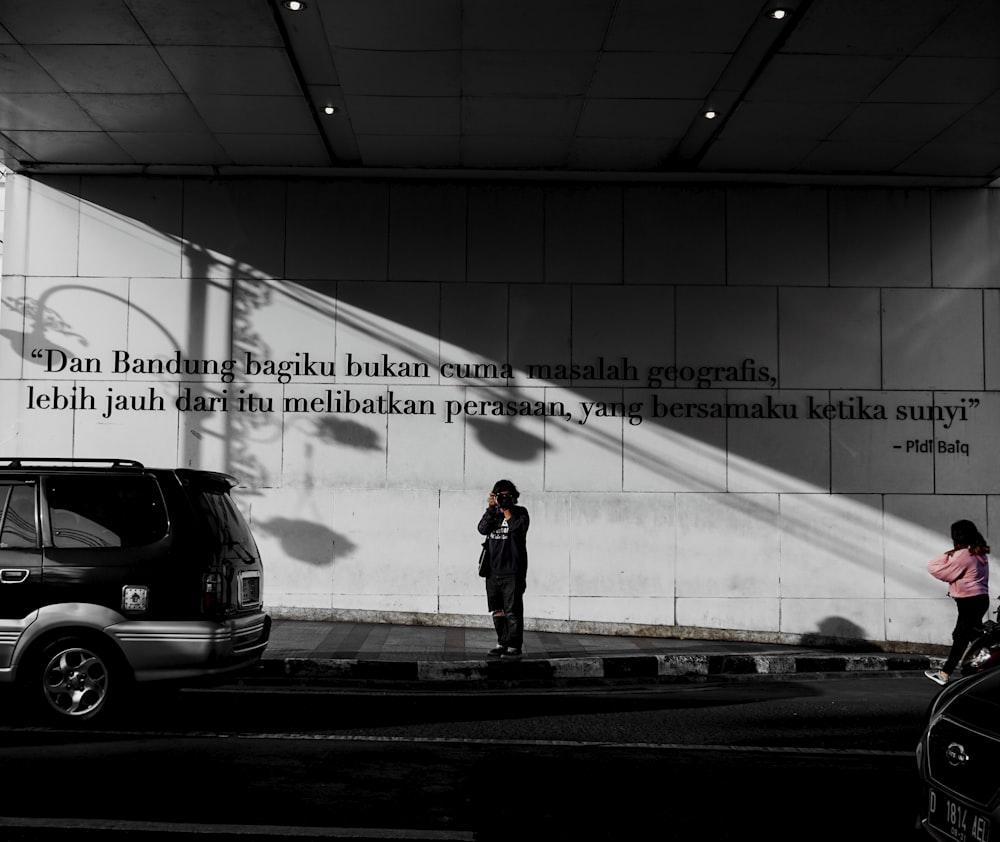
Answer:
[{"left": 495, "top": 491, "right": 515, "bottom": 510}]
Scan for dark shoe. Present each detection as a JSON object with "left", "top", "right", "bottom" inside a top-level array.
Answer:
[
  {"left": 501, "top": 649, "right": 522, "bottom": 660},
  {"left": 487, "top": 646, "right": 506, "bottom": 658}
]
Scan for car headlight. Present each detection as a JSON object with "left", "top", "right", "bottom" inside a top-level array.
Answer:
[{"left": 967, "top": 645, "right": 1000, "bottom": 668}]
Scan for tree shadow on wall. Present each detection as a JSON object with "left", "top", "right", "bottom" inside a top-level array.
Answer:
[
  {"left": 314, "top": 416, "right": 381, "bottom": 450},
  {"left": 1, "top": 295, "right": 88, "bottom": 370},
  {"left": 253, "top": 516, "right": 354, "bottom": 566},
  {"left": 469, "top": 417, "right": 544, "bottom": 462}
]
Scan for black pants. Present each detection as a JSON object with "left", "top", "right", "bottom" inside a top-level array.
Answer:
[
  {"left": 943, "top": 593, "right": 990, "bottom": 674},
  {"left": 486, "top": 575, "right": 525, "bottom": 650}
]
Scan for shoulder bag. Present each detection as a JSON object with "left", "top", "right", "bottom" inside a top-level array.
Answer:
[{"left": 478, "top": 539, "right": 489, "bottom": 577}]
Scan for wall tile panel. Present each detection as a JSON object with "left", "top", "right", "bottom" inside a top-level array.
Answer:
[
  {"left": 182, "top": 178, "right": 286, "bottom": 280},
  {"left": 677, "top": 286, "right": 777, "bottom": 376},
  {"left": 830, "top": 188, "right": 931, "bottom": 287},
  {"left": 467, "top": 183, "right": 544, "bottom": 284},
  {"left": 882, "top": 288, "right": 984, "bottom": 390},
  {"left": 544, "top": 185, "right": 622, "bottom": 284},
  {"left": 931, "top": 188, "right": 999, "bottom": 288},
  {"left": 779, "top": 288, "right": 881, "bottom": 389},
  {"left": 388, "top": 182, "right": 466, "bottom": 282},
  {"left": 286, "top": 180, "right": 388, "bottom": 281},
  {"left": 79, "top": 177, "right": 183, "bottom": 278},
  {"left": 624, "top": 185, "right": 725, "bottom": 285},
  {"left": 830, "top": 391, "right": 934, "bottom": 493},
  {"left": 623, "top": 388, "right": 727, "bottom": 492},
  {"left": 676, "top": 492, "right": 780, "bottom": 597},
  {"left": 726, "top": 391, "right": 830, "bottom": 492},
  {"left": 727, "top": 186, "right": 828, "bottom": 286},
  {"left": 779, "top": 493, "right": 884, "bottom": 599},
  {"left": 573, "top": 284, "right": 673, "bottom": 384}
]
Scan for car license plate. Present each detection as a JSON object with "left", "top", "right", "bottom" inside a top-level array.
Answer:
[{"left": 929, "top": 788, "right": 991, "bottom": 842}]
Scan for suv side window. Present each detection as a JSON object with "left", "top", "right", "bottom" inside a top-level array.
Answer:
[
  {"left": 0, "top": 484, "right": 37, "bottom": 549},
  {"left": 45, "top": 475, "right": 168, "bottom": 549}
]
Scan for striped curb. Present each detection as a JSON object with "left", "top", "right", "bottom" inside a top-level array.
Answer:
[{"left": 251, "top": 652, "right": 938, "bottom": 686}]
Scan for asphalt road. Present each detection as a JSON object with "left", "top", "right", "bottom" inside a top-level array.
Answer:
[{"left": 0, "top": 673, "right": 941, "bottom": 841}]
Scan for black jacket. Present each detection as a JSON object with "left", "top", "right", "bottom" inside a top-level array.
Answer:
[{"left": 477, "top": 505, "right": 529, "bottom": 579}]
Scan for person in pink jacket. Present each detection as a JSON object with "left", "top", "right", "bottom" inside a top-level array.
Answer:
[{"left": 925, "top": 519, "right": 991, "bottom": 685}]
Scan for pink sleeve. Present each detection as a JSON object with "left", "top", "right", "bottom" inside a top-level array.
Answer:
[{"left": 928, "top": 553, "right": 964, "bottom": 583}]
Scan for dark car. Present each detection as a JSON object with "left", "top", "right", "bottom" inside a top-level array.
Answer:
[
  {"left": 0, "top": 458, "right": 270, "bottom": 722},
  {"left": 916, "top": 668, "right": 1000, "bottom": 841}
]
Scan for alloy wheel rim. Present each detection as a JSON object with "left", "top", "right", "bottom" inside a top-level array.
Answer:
[{"left": 42, "top": 647, "right": 109, "bottom": 717}]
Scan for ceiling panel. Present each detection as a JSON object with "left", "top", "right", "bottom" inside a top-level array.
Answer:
[
  {"left": 332, "top": 49, "right": 462, "bottom": 97},
  {"left": 797, "top": 140, "right": 923, "bottom": 174},
  {"left": 347, "top": 95, "right": 460, "bottom": 136},
  {"left": 158, "top": 46, "right": 304, "bottom": 96},
  {"left": 465, "top": 96, "right": 582, "bottom": 138},
  {"left": 0, "top": 92, "right": 99, "bottom": 130},
  {"left": 318, "top": 0, "right": 461, "bottom": 50},
  {"left": 25, "top": 45, "right": 180, "bottom": 94},
  {"left": 463, "top": 135, "right": 568, "bottom": 169},
  {"left": 577, "top": 99, "right": 700, "bottom": 139},
  {"left": 217, "top": 132, "right": 329, "bottom": 166},
  {"left": 831, "top": 103, "right": 972, "bottom": 143},
  {"left": 74, "top": 93, "right": 207, "bottom": 132},
  {"left": 6, "top": 129, "right": 132, "bottom": 163},
  {"left": 360, "top": 134, "right": 461, "bottom": 168},
  {"left": 189, "top": 94, "right": 316, "bottom": 135},
  {"left": 589, "top": 52, "right": 731, "bottom": 100},
  {"left": 125, "top": 0, "right": 283, "bottom": 47},
  {"left": 915, "top": 0, "right": 1000, "bottom": 57},
  {"left": 748, "top": 55, "right": 899, "bottom": 103},
  {"left": 0, "top": 0, "right": 147, "bottom": 44},
  {"left": 780, "top": 0, "right": 963, "bottom": 56},
  {"left": 605, "top": 0, "right": 765, "bottom": 52},
  {"left": 868, "top": 57, "right": 1000, "bottom": 104},
  {"left": 0, "top": 44, "right": 63, "bottom": 92},
  {"left": 570, "top": 137, "right": 675, "bottom": 171},
  {"left": 462, "top": 0, "right": 613, "bottom": 51},
  {"left": 462, "top": 51, "right": 599, "bottom": 97},
  {"left": 110, "top": 131, "right": 228, "bottom": 165},
  {"left": 720, "top": 101, "right": 854, "bottom": 142},
  {"left": 0, "top": 0, "right": 995, "bottom": 185}
]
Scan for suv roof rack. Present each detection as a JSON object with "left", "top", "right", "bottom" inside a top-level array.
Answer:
[{"left": 0, "top": 458, "right": 146, "bottom": 469}]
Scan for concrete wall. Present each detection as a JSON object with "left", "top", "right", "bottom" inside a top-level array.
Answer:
[{"left": 1, "top": 173, "right": 999, "bottom": 648}]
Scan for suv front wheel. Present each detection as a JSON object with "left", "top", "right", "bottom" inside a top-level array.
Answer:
[{"left": 33, "top": 636, "right": 120, "bottom": 722}]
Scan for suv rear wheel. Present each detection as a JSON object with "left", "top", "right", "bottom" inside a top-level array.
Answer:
[{"left": 33, "top": 636, "right": 119, "bottom": 722}]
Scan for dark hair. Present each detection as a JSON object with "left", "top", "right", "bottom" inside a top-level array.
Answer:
[
  {"left": 492, "top": 479, "right": 519, "bottom": 502},
  {"left": 952, "top": 519, "right": 990, "bottom": 556}
]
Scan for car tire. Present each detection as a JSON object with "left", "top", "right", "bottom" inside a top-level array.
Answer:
[{"left": 31, "top": 636, "right": 122, "bottom": 723}]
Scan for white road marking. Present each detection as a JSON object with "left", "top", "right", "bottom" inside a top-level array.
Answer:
[{"left": 0, "top": 725, "right": 912, "bottom": 757}]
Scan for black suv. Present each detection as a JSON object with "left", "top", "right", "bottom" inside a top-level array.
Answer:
[{"left": 0, "top": 458, "right": 270, "bottom": 721}]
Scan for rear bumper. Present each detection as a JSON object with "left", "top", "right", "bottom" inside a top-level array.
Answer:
[{"left": 108, "top": 612, "right": 271, "bottom": 682}]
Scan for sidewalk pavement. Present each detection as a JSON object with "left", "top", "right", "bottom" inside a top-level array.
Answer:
[{"left": 245, "top": 618, "right": 942, "bottom": 688}]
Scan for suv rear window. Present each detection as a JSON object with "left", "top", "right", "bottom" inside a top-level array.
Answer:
[
  {"left": 195, "top": 489, "right": 259, "bottom": 557},
  {"left": 45, "top": 475, "right": 168, "bottom": 549}
]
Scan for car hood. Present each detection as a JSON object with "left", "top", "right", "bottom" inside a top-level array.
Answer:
[{"left": 935, "top": 669, "right": 1000, "bottom": 734}]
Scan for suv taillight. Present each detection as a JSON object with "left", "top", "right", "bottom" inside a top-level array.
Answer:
[{"left": 202, "top": 571, "right": 224, "bottom": 616}]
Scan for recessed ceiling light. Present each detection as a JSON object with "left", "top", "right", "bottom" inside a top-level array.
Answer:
[
  {"left": 703, "top": 110, "right": 718, "bottom": 120},
  {"left": 768, "top": 8, "right": 789, "bottom": 19},
  {"left": 283, "top": 1, "right": 306, "bottom": 10},
  {"left": 323, "top": 105, "right": 336, "bottom": 115}
]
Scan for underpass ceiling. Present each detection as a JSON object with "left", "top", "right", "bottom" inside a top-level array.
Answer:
[{"left": 0, "top": 0, "right": 997, "bottom": 185}]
